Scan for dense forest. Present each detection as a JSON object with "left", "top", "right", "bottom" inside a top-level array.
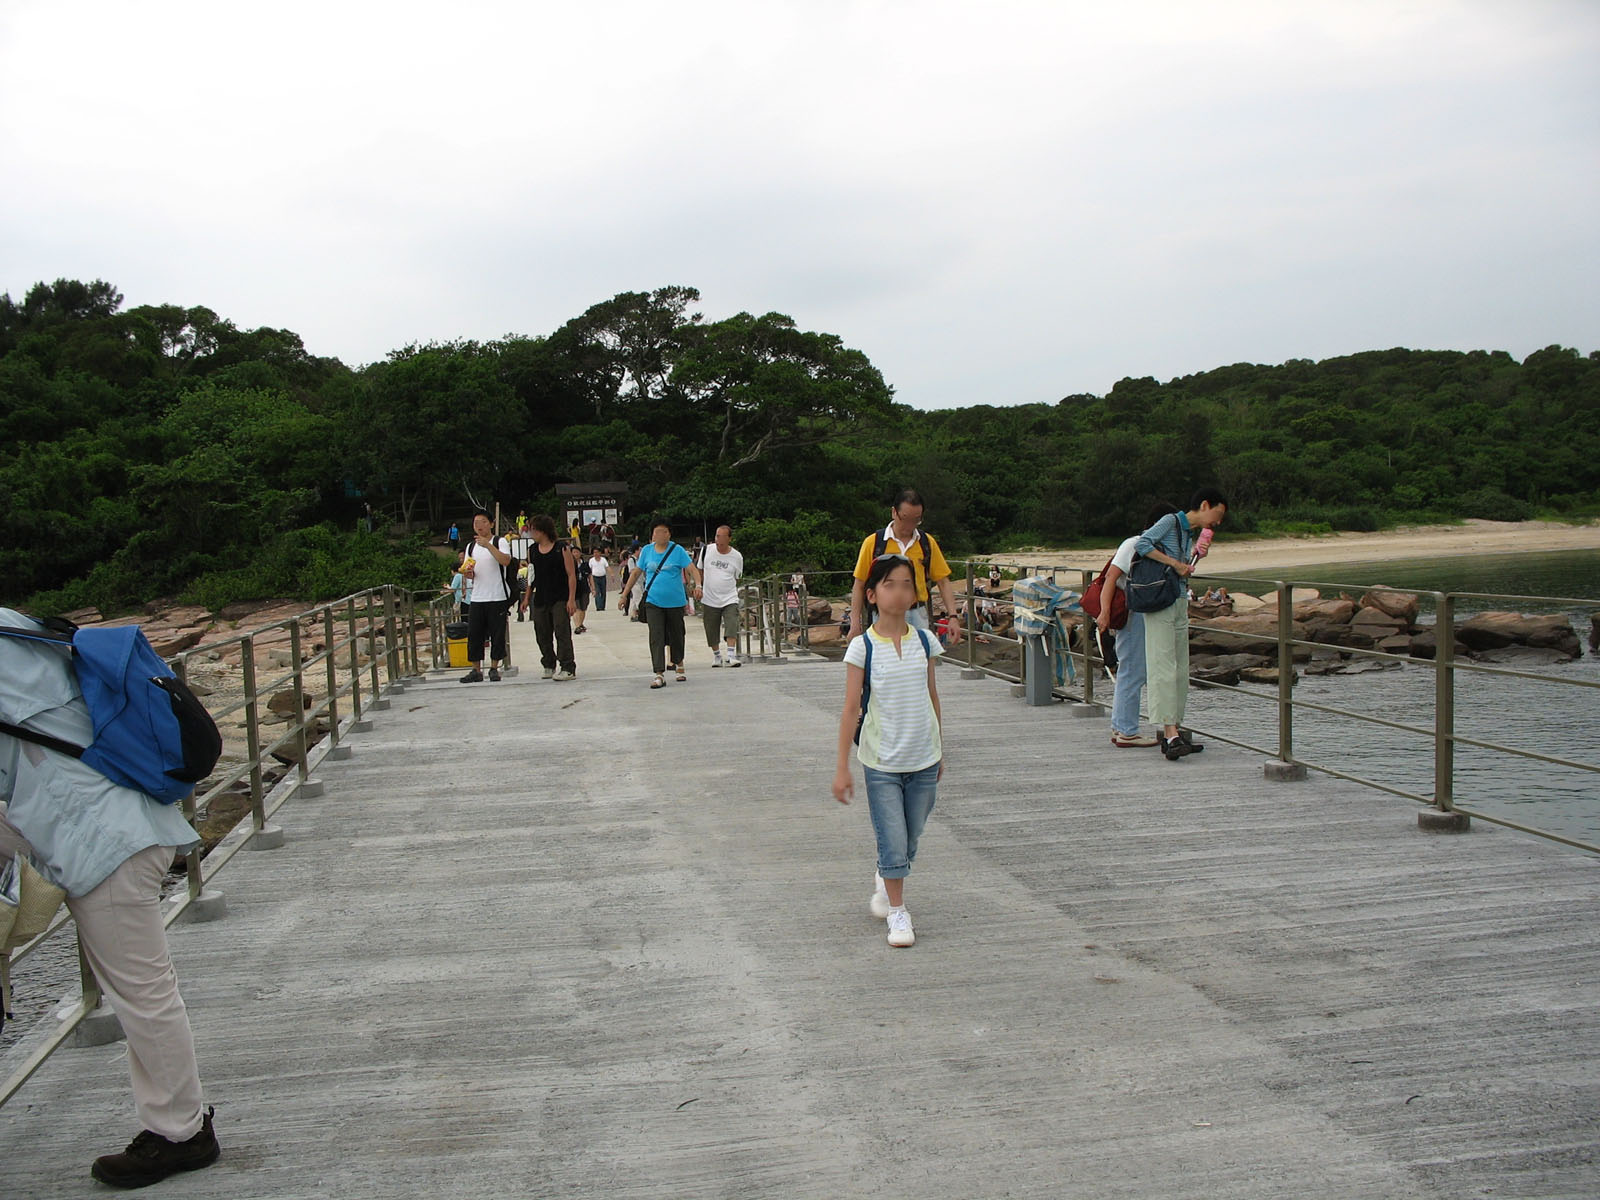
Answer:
[{"left": 2, "top": 278, "right": 1596, "bottom": 616}]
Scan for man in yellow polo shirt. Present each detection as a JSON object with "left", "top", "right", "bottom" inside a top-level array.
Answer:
[{"left": 849, "top": 488, "right": 963, "bottom": 646}]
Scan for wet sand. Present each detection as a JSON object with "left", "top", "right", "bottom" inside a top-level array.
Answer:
[{"left": 990, "top": 519, "right": 1600, "bottom": 574}]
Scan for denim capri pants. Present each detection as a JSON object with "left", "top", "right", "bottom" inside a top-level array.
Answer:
[{"left": 863, "top": 763, "right": 939, "bottom": 879}]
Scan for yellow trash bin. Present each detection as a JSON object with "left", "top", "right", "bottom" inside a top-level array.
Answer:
[{"left": 445, "top": 621, "right": 469, "bottom": 668}]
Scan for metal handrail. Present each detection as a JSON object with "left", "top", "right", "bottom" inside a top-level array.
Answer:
[{"left": 1, "top": 585, "right": 414, "bottom": 1107}]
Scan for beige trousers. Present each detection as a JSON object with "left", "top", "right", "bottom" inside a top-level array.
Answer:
[
  {"left": 67, "top": 845, "right": 206, "bottom": 1141},
  {"left": 1142, "top": 598, "right": 1191, "bottom": 728}
]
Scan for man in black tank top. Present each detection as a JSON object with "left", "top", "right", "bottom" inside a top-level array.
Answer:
[{"left": 527, "top": 515, "right": 578, "bottom": 680}]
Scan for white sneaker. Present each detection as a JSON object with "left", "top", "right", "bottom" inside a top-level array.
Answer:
[
  {"left": 553, "top": 669, "right": 576, "bottom": 681},
  {"left": 726, "top": 649, "right": 741, "bottom": 668},
  {"left": 541, "top": 667, "right": 555, "bottom": 679},
  {"left": 870, "top": 874, "right": 891, "bottom": 919},
  {"left": 711, "top": 649, "right": 723, "bottom": 668},
  {"left": 886, "top": 908, "right": 914, "bottom": 947}
]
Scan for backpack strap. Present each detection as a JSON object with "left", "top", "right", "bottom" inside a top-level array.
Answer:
[{"left": 0, "top": 718, "right": 85, "bottom": 760}]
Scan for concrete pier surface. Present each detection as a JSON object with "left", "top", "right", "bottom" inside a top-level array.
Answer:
[{"left": 3, "top": 605, "right": 1597, "bottom": 1198}]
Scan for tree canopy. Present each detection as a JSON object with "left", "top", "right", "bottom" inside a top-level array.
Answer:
[{"left": 1, "top": 276, "right": 1595, "bottom": 614}]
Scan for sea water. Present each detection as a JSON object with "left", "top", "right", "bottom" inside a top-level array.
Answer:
[{"left": 1189, "top": 548, "right": 1600, "bottom": 849}]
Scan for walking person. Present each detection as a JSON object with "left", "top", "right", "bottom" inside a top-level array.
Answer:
[
  {"left": 849, "top": 488, "right": 963, "bottom": 647},
  {"left": 525, "top": 516, "right": 578, "bottom": 681},
  {"left": 621, "top": 519, "right": 702, "bottom": 690},
  {"left": 588, "top": 548, "right": 611, "bottom": 612},
  {"left": 699, "top": 525, "right": 744, "bottom": 667},
  {"left": 831, "top": 554, "right": 944, "bottom": 949},
  {"left": 571, "top": 544, "right": 592, "bottom": 635},
  {"left": 459, "top": 512, "right": 511, "bottom": 683},
  {"left": 1135, "top": 489, "right": 1229, "bottom": 760},
  {"left": 1, "top": 609, "right": 223, "bottom": 1188},
  {"left": 1095, "top": 502, "right": 1178, "bottom": 749},
  {"left": 447, "top": 521, "right": 460, "bottom": 553}
]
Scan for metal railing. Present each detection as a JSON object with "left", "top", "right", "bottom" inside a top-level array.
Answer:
[
  {"left": 747, "top": 560, "right": 1598, "bottom": 854},
  {"left": 1, "top": 585, "right": 426, "bottom": 1107}
]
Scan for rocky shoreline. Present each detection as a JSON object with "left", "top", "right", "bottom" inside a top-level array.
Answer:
[{"left": 55, "top": 597, "right": 430, "bottom": 851}]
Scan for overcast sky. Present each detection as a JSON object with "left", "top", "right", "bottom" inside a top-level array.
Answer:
[{"left": 2, "top": 1, "right": 1595, "bottom": 410}]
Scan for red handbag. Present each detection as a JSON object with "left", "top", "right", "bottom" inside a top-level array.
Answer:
[{"left": 1079, "top": 557, "right": 1129, "bottom": 630}]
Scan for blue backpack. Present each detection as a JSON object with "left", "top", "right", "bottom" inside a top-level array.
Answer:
[
  {"left": 853, "top": 626, "right": 934, "bottom": 746},
  {"left": 0, "top": 618, "right": 223, "bottom": 804}
]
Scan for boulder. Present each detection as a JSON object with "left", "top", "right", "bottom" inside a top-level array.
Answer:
[
  {"left": 1332, "top": 658, "right": 1402, "bottom": 675},
  {"left": 1240, "top": 666, "right": 1295, "bottom": 686},
  {"left": 1189, "top": 613, "right": 1305, "bottom": 658},
  {"left": 148, "top": 629, "right": 207, "bottom": 657},
  {"left": 1475, "top": 646, "right": 1577, "bottom": 667},
  {"left": 1457, "top": 612, "right": 1580, "bottom": 658},
  {"left": 1406, "top": 629, "right": 1470, "bottom": 661},
  {"left": 1360, "top": 588, "right": 1420, "bottom": 623},
  {"left": 1377, "top": 634, "right": 1413, "bottom": 656},
  {"left": 1292, "top": 598, "right": 1356, "bottom": 623},
  {"left": 806, "top": 597, "right": 833, "bottom": 625},
  {"left": 60, "top": 606, "right": 104, "bottom": 625},
  {"left": 267, "top": 689, "right": 310, "bottom": 717},
  {"left": 1229, "top": 592, "right": 1268, "bottom": 613},
  {"left": 1350, "top": 607, "right": 1406, "bottom": 634}
]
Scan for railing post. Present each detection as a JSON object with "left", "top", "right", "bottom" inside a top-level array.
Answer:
[
  {"left": 965, "top": 561, "right": 977, "bottom": 673},
  {"left": 347, "top": 597, "right": 364, "bottom": 722},
  {"left": 1420, "top": 592, "right": 1469, "bottom": 830},
  {"left": 1079, "top": 568, "right": 1096, "bottom": 708},
  {"left": 798, "top": 579, "right": 811, "bottom": 651},
  {"left": 240, "top": 634, "right": 264, "bottom": 840},
  {"left": 383, "top": 587, "right": 400, "bottom": 685},
  {"left": 323, "top": 606, "right": 343, "bottom": 756},
  {"left": 405, "top": 591, "right": 421, "bottom": 678},
  {"left": 288, "top": 623, "right": 309, "bottom": 788},
  {"left": 1264, "top": 582, "right": 1306, "bottom": 782},
  {"left": 365, "top": 591, "right": 382, "bottom": 703}
]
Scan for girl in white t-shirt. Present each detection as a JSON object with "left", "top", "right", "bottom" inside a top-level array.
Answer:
[{"left": 832, "top": 554, "right": 943, "bottom": 948}]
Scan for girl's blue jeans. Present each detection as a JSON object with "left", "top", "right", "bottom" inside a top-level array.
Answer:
[
  {"left": 1110, "top": 610, "right": 1147, "bottom": 737},
  {"left": 863, "top": 763, "right": 939, "bottom": 879}
]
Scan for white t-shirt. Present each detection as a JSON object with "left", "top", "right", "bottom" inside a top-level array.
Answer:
[
  {"left": 843, "top": 627, "right": 943, "bottom": 771},
  {"left": 588, "top": 555, "right": 610, "bottom": 583},
  {"left": 464, "top": 537, "right": 510, "bottom": 603},
  {"left": 700, "top": 545, "right": 744, "bottom": 608},
  {"left": 1109, "top": 535, "right": 1140, "bottom": 590}
]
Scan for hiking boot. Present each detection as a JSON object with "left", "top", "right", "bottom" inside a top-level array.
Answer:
[
  {"left": 1162, "top": 735, "right": 1194, "bottom": 761},
  {"left": 91, "top": 1107, "right": 220, "bottom": 1188},
  {"left": 886, "top": 909, "right": 915, "bottom": 948},
  {"left": 459, "top": 669, "right": 484, "bottom": 684},
  {"left": 488, "top": 667, "right": 501, "bottom": 682},
  {"left": 1111, "top": 731, "right": 1159, "bottom": 748},
  {"left": 870, "top": 873, "right": 891, "bottom": 919},
  {"left": 554, "top": 669, "right": 576, "bottom": 681}
]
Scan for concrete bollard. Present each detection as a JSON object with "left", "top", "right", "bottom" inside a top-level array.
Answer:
[
  {"left": 960, "top": 669, "right": 984, "bottom": 680},
  {"left": 1418, "top": 809, "right": 1471, "bottom": 833},
  {"left": 297, "top": 778, "right": 325, "bottom": 798},
  {"left": 247, "top": 823, "right": 286, "bottom": 851},
  {"left": 68, "top": 1001, "right": 125, "bottom": 1048},
  {"left": 326, "top": 745, "right": 353, "bottom": 761},
  {"left": 177, "top": 888, "right": 227, "bottom": 923},
  {"left": 1264, "top": 761, "right": 1307, "bottom": 782}
]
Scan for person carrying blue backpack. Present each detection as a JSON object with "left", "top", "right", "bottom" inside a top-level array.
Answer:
[{"left": 832, "top": 554, "right": 944, "bottom": 948}]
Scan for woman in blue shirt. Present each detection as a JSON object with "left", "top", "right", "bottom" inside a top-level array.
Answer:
[{"left": 621, "top": 519, "right": 704, "bottom": 689}]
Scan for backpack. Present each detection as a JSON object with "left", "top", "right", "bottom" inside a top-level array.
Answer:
[
  {"left": 853, "top": 626, "right": 935, "bottom": 745},
  {"left": 0, "top": 618, "right": 223, "bottom": 804},
  {"left": 1079, "top": 557, "right": 1130, "bottom": 630}
]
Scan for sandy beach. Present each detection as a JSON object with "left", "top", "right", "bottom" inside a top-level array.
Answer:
[{"left": 988, "top": 519, "right": 1600, "bottom": 574}]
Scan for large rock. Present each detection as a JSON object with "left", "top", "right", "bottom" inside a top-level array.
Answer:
[
  {"left": 1360, "top": 588, "right": 1420, "bottom": 623},
  {"left": 1351, "top": 607, "right": 1407, "bottom": 635},
  {"left": 1189, "top": 613, "right": 1305, "bottom": 658},
  {"left": 1457, "top": 612, "right": 1580, "bottom": 658},
  {"left": 1406, "top": 629, "right": 1470, "bottom": 660},
  {"left": 148, "top": 628, "right": 207, "bottom": 657},
  {"left": 1229, "top": 592, "right": 1268, "bottom": 613},
  {"left": 1240, "top": 666, "right": 1296, "bottom": 686},
  {"left": 1292, "top": 598, "right": 1356, "bottom": 623},
  {"left": 1475, "top": 646, "right": 1578, "bottom": 667}
]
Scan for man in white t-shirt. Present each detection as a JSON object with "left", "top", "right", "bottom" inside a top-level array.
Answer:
[
  {"left": 460, "top": 511, "right": 512, "bottom": 683},
  {"left": 699, "top": 524, "right": 745, "bottom": 667}
]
